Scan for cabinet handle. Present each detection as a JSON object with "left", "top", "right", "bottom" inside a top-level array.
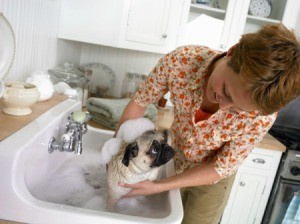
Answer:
[
  {"left": 239, "top": 181, "right": 245, "bottom": 187},
  {"left": 252, "top": 158, "right": 265, "bottom": 164},
  {"left": 162, "top": 34, "right": 167, "bottom": 38}
]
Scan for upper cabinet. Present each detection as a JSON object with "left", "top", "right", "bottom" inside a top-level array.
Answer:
[
  {"left": 184, "top": 0, "right": 300, "bottom": 51},
  {"left": 58, "top": 0, "right": 190, "bottom": 54}
]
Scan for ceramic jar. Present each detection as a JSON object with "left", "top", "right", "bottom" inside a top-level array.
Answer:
[
  {"left": 2, "top": 82, "right": 40, "bottom": 116},
  {"left": 26, "top": 71, "right": 54, "bottom": 101}
]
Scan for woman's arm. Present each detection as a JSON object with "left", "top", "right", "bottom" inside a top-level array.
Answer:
[{"left": 120, "top": 163, "right": 221, "bottom": 198}]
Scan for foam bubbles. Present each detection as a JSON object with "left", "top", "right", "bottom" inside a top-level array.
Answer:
[
  {"left": 30, "top": 156, "right": 169, "bottom": 218},
  {"left": 30, "top": 117, "right": 169, "bottom": 219},
  {"left": 116, "top": 118, "right": 155, "bottom": 142},
  {"left": 99, "top": 118, "right": 155, "bottom": 165}
]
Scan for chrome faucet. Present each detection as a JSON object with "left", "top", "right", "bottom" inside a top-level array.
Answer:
[{"left": 48, "top": 111, "right": 91, "bottom": 155}]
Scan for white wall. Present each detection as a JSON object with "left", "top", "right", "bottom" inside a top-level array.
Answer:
[
  {"left": 79, "top": 43, "right": 162, "bottom": 97},
  {"left": 0, "top": 0, "right": 82, "bottom": 82},
  {"left": 0, "top": 0, "right": 163, "bottom": 98},
  {"left": 0, "top": 0, "right": 59, "bottom": 81}
]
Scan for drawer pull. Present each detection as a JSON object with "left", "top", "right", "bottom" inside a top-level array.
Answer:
[{"left": 252, "top": 158, "right": 265, "bottom": 164}]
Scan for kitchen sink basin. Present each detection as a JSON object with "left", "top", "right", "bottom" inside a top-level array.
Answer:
[{"left": 0, "top": 99, "right": 183, "bottom": 224}]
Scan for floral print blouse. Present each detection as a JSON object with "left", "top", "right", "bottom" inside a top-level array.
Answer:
[{"left": 133, "top": 45, "right": 276, "bottom": 179}]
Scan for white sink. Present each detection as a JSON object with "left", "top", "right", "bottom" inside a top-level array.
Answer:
[{"left": 0, "top": 99, "right": 183, "bottom": 224}]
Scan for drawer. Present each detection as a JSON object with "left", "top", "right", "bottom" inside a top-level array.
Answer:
[{"left": 242, "top": 153, "right": 274, "bottom": 170}]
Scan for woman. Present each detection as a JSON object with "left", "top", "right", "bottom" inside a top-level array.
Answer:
[{"left": 115, "top": 24, "right": 300, "bottom": 224}]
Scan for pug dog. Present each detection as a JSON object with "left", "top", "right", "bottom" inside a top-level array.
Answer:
[{"left": 107, "top": 129, "right": 175, "bottom": 210}]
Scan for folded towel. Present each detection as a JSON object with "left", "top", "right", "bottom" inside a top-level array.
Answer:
[
  {"left": 86, "top": 98, "right": 157, "bottom": 129},
  {"left": 89, "top": 112, "right": 119, "bottom": 129}
]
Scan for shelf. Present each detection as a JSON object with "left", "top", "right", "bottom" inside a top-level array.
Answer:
[
  {"left": 247, "top": 14, "right": 281, "bottom": 24},
  {"left": 190, "top": 3, "right": 226, "bottom": 15}
]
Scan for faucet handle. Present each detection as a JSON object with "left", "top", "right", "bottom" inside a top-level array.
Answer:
[{"left": 69, "top": 111, "right": 91, "bottom": 123}]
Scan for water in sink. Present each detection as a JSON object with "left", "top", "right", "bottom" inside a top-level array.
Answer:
[
  {"left": 1, "top": 99, "right": 182, "bottom": 224},
  {"left": 27, "top": 128, "right": 170, "bottom": 219}
]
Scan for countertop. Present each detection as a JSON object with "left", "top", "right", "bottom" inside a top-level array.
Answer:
[
  {"left": 89, "top": 106, "right": 286, "bottom": 152},
  {"left": 0, "top": 94, "right": 67, "bottom": 142},
  {"left": 0, "top": 106, "right": 285, "bottom": 224}
]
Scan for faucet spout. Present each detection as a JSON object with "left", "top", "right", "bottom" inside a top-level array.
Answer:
[{"left": 48, "top": 111, "right": 91, "bottom": 154}]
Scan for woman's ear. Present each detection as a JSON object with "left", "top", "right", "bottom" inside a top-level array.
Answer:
[{"left": 226, "top": 45, "right": 236, "bottom": 57}]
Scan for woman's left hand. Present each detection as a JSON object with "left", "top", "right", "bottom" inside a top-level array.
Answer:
[{"left": 118, "top": 180, "right": 162, "bottom": 198}]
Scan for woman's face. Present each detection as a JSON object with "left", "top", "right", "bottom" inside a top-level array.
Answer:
[{"left": 206, "top": 57, "right": 257, "bottom": 112}]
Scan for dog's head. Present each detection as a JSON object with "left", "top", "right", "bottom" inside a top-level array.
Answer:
[{"left": 121, "top": 129, "right": 175, "bottom": 170}]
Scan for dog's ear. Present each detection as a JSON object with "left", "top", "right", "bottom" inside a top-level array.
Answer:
[
  {"left": 150, "top": 141, "right": 175, "bottom": 168},
  {"left": 122, "top": 142, "right": 139, "bottom": 167}
]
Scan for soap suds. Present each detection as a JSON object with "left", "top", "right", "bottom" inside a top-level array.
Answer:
[
  {"left": 30, "top": 118, "right": 169, "bottom": 218},
  {"left": 31, "top": 152, "right": 169, "bottom": 218}
]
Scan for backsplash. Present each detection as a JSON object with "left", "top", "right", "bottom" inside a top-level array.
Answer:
[
  {"left": 80, "top": 43, "right": 162, "bottom": 97},
  {"left": 0, "top": 0, "right": 164, "bottom": 98}
]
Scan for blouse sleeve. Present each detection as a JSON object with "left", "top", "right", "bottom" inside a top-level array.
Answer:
[
  {"left": 132, "top": 45, "right": 193, "bottom": 107},
  {"left": 132, "top": 55, "right": 170, "bottom": 107},
  {"left": 212, "top": 113, "right": 277, "bottom": 179}
]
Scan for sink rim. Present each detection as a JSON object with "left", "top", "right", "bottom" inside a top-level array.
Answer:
[{"left": 0, "top": 99, "right": 183, "bottom": 224}]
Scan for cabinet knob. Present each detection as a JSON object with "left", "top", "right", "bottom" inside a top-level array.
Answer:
[
  {"left": 239, "top": 181, "right": 245, "bottom": 187},
  {"left": 162, "top": 34, "right": 167, "bottom": 38}
]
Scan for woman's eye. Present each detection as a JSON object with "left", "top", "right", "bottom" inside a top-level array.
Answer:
[{"left": 223, "top": 84, "right": 232, "bottom": 102}]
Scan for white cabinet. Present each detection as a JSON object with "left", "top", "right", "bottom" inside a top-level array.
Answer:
[
  {"left": 124, "top": 0, "right": 172, "bottom": 46},
  {"left": 58, "top": 0, "right": 122, "bottom": 47},
  {"left": 58, "top": 0, "right": 190, "bottom": 54},
  {"left": 221, "top": 148, "right": 282, "bottom": 224},
  {"left": 184, "top": 0, "right": 300, "bottom": 51}
]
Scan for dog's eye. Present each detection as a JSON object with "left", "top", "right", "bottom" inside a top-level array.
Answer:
[{"left": 151, "top": 147, "right": 158, "bottom": 154}]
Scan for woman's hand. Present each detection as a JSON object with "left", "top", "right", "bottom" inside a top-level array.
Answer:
[
  {"left": 118, "top": 180, "right": 163, "bottom": 198},
  {"left": 118, "top": 163, "right": 221, "bottom": 198}
]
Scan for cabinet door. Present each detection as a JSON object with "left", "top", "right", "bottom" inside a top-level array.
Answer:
[
  {"left": 221, "top": 173, "right": 267, "bottom": 224},
  {"left": 119, "top": 0, "right": 189, "bottom": 53},
  {"left": 125, "top": 0, "right": 171, "bottom": 46},
  {"left": 58, "top": 0, "right": 123, "bottom": 46}
]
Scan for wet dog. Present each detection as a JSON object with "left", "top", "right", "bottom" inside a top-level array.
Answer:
[{"left": 107, "top": 129, "right": 175, "bottom": 209}]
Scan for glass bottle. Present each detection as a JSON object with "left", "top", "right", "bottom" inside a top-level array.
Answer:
[{"left": 121, "top": 72, "right": 140, "bottom": 98}]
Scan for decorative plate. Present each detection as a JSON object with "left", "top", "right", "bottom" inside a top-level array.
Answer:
[
  {"left": 79, "top": 63, "right": 116, "bottom": 96},
  {"left": 249, "top": 0, "right": 272, "bottom": 18},
  {"left": 0, "top": 13, "right": 16, "bottom": 80}
]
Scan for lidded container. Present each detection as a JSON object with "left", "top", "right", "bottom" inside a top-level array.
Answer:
[{"left": 49, "top": 62, "right": 88, "bottom": 103}]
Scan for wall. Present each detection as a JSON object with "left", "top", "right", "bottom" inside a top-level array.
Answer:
[
  {"left": 0, "top": 0, "right": 81, "bottom": 82},
  {"left": 0, "top": 0, "right": 163, "bottom": 98},
  {"left": 80, "top": 43, "right": 162, "bottom": 97}
]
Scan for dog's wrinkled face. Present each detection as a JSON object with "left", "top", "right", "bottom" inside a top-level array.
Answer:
[{"left": 122, "top": 130, "right": 175, "bottom": 171}]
